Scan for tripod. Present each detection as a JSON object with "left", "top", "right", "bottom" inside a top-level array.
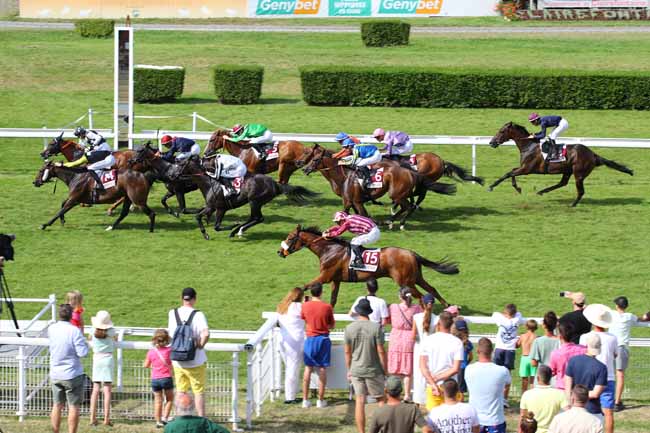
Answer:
[{"left": 0, "top": 270, "right": 21, "bottom": 337}]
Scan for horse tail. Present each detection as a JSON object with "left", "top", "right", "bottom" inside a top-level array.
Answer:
[
  {"left": 279, "top": 183, "right": 319, "bottom": 204},
  {"left": 415, "top": 254, "right": 459, "bottom": 275},
  {"left": 422, "top": 177, "right": 457, "bottom": 196},
  {"left": 443, "top": 161, "right": 484, "bottom": 185},
  {"left": 595, "top": 154, "right": 634, "bottom": 176}
]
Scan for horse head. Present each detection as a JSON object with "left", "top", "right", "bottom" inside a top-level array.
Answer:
[
  {"left": 33, "top": 160, "right": 55, "bottom": 187},
  {"left": 206, "top": 128, "right": 229, "bottom": 154},
  {"left": 489, "top": 122, "right": 531, "bottom": 149},
  {"left": 130, "top": 142, "right": 158, "bottom": 167},
  {"left": 278, "top": 225, "right": 307, "bottom": 258},
  {"left": 40, "top": 132, "right": 65, "bottom": 159},
  {"left": 302, "top": 144, "right": 326, "bottom": 176}
]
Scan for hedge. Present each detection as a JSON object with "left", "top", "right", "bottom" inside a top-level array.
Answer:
[
  {"left": 300, "top": 66, "right": 650, "bottom": 109},
  {"left": 75, "top": 19, "right": 114, "bottom": 38},
  {"left": 361, "top": 21, "right": 410, "bottom": 47},
  {"left": 213, "top": 65, "right": 264, "bottom": 104},
  {"left": 134, "top": 65, "right": 185, "bottom": 103}
]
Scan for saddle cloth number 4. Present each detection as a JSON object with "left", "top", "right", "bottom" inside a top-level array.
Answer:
[{"left": 362, "top": 250, "right": 380, "bottom": 266}]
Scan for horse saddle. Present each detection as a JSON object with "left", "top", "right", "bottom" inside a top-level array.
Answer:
[
  {"left": 349, "top": 246, "right": 380, "bottom": 272},
  {"left": 219, "top": 177, "right": 244, "bottom": 197},
  {"left": 382, "top": 154, "right": 417, "bottom": 171},
  {"left": 97, "top": 170, "right": 117, "bottom": 190},
  {"left": 360, "top": 167, "right": 384, "bottom": 189},
  {"left": 540, "top": 142, "right": 567, "bottom": 163}
]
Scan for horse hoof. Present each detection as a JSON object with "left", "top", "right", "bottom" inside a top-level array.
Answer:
[
  {"left": 39, "top": 224, "right": 47, "bottom": 230},
  {"left": 515, "top": 188, "right": 522, "bottom": 194},
  {"left": 487, "top": 186, "right": 494, "bottom": 192},
  {"left": 106, "top": 210, "right": 113, "bottom": 216},
  {"left": 236, "top": 230, "right": 244, "bottom": 238},
  {"left": 400, "top": 225, "right": 405, "bottom": 231},
  {"left": 537, "top": 191, "right": 543, "bottom": 196},
  {"left": 390, "top": 208, "right": 398, "bottom": 216},
  {"left": 105, "top": 225, "right": 113, "bottom": 231},
  {"left": 202, "top": 233, "right": 210, "bottom": 240},
  {"left": 388, "top": 223, "right": 394, "bottom": 230}
]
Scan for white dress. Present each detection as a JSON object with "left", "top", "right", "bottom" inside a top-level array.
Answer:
[
  {"left": 278, "top": 303, "right": 305, "bottom": 401},
  {"left": 412, "top": 312, "right": 437, "bottom": 405}
]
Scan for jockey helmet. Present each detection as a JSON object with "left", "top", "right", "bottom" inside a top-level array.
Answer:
[
  {"left": 335, "top": 132, "right": 349, "bottom": 142},
  {"left": 341, "top": 138, "right": 356, "bottom": 148},
  {"left": 232, "top": 124, "right": 244, "bottom": 135},
  {"left": 73, "top": 126, "right": 86, "bottom": 138},
  {"left": 372, "top": 128, "right": 385, "bottom": 138},
  {"left": 161, "top": 135, "right": 173, "bottom": 146},
  {"left": 333, "top": 211, "right": 349, "bottom": 222},
  {"left": 528, "top": 113, "right": 541, "bottom": 122}
]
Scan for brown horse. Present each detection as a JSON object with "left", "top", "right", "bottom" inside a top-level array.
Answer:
[
  {"left": 488, "top": 122, "right": 633, "bottom": 206},
  {"left": 205, "top": 129, "right": 307, "bottom": 184},
  {"left": 301, "top": 144, "right": 456, "bottom": 230},
  {"left": 33, "top": 161, "right": 155, "bottom": 232},
  {"left": 277, "top": 225, "right": 458, "bottom": 307}
]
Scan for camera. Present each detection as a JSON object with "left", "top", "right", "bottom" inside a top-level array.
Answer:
[
  {"left": 0, "top": 234, "right": 15, "bottom": 261},
  {"left": 559, "top": 291, "right": 567, "bottom": 297}
]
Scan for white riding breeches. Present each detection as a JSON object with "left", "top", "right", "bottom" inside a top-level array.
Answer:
[
  {"left": 350, "top": 226, "right": 380, "bottom": 246},
  {"left": 389, "top": 140, "right": 413, "bottom": 155},
  {"left": 549, "top": 118, "right": 569, "bottom": 141},
  {"left": 175, "top": 143, "right": 202, "bottom": 161},
  {"left": 249, "top": 130, "right": 273, "bottom": 144},
  {"left": 355, "top": 151, "right": 382, "bottom": 167},
  {"left": 87, "top": 154, "right": 116, "bottom": 172},
  {"left": 220, "top": 161, "right": 247, "bottom": 179}
]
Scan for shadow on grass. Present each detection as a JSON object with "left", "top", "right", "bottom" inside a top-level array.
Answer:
[
  {"left": 550, "top": 196, "right": 645, "bottom": 206},
  {"left": 259, "top": 97, "right": 301, "bottom": 105},
  {"left": 177, "top": 97, "right": 218, "bottom": 105}
]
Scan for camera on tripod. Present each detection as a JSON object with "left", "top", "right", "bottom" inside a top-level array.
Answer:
[
  {"left": 0, "top": 233, "right": 15, "bottom": 262},
  {"left": 0, "top": 233, "right": 20, "bottom": 336}
]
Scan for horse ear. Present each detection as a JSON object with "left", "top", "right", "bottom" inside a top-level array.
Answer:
[
  {"left": 295, "top": 224, "right": 301, "bottom": 232},
  {"left": 57, "top": 132, "right": 64, "bottom": 141}
]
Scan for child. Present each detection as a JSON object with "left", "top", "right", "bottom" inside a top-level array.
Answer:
[
  {"left": 144, "top": 329, "right": 175, "bottom": 428},
  {"left": 452, "top": 319, "right": 473, "bottom": 396},
  {"left": 66, "top": 290, "right": 84, "bottom": 330},
  {"left": 89, "top": 310, "right": 116, "bottom": 427},
  {"left": 492, "top": 303, "right": 524, "bottom": 405},
  {"left": 518, "top": 319, "right": 538, "bottom": 394}
]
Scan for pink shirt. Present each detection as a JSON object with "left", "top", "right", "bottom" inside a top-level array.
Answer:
[
  {"left": 549, "top": 342, "right": 587, "bottom": 389},
  {"left": 70, "top": 307, "right": 84, "bottom": 330},
  {"left": 327, "top": 215, "right": 376, "bottom": 237},
  {"left": 146, "top": 346, "right": 173, "bottom": 379}
]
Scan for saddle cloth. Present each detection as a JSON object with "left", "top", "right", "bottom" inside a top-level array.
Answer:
[
  {"left": 356, "top": 167, "right": 384, "bottom": 189},
  {"left": 220, "top": 177, "right": 244, "bottom": 197},
  {"left": 540, "top": 143, "right": 567, "bottom": 163},
  {"left": 98, "top": 170, "right": 117, "bottom": 189},
  {"left": 409, "top": 154, "right": 418, "bottom": 169},
  {"left": 266, "top": 142, "right": 279, "bottom": 160},
  {"left": 349, "top": 246, "right": 380, "bottom": 272}
]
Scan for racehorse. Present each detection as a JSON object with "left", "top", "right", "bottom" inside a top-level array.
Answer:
[
  {"left": 131, "top": 144, "right": 319, "bottom": 239},
  {"left": 33, "top": 161, "right": 155, "bottom": 232},
  {"left": 301, "top": 144, "right": 456, "bottom": 230},
  {"left": 277, "top": 225, "right": 459, "bottom": 307},
  {"left": 488, "top": 122, "right": 634, "bottom": 207},
  {"left": 205, "top": 129, "right": 308, "bottom": 184}
]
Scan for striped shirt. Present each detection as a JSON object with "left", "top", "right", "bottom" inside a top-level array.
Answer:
[{"left": 327, "top": 215, "right": 376, "bottom": 237}]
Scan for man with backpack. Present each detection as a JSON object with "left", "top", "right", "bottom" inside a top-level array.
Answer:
[{"left": 168, "top": 287, "right": 210, "bottom": 417}]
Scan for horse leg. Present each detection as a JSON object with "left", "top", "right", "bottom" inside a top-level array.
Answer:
[
  {"left": 386, "top": 201, "right": 408, "bottom": 230},
  {"left": 42, "top": 200, "right": 78, "bottom": 230},
  {"left": 176, "top": 191, "right": 190, "bottom": 214},
  {"left": 139, "top": 203, "right": 156, "bottom": 233},
  {"left": 571, "top": 175, "right": 586, "bottom": 207},
  {"left": 398, "top": 199, "right": 419, "bottom": 230},
  {"left": 59, "top": 199, "right": 68, "bottom": 226},
  {"left": 106, "top": 197, "right": 132, "bottom": 231},
  {"left": 107, "top": 197, "right": 125, "bottom": 216},
  {"left": 161, "top": 190, "right": 179, "bottom": 218},
  {"left": 213, "top": 208, "right": 227, "bottom": 231},
  {"left": 511, "top": 177, "right": 522, "bottom": 194},
  {"left": 416, "top": 274, "right": 449, "bottom": 307},
  {"left": 195, "top": 206, "right": 213, "bottom": 240},
  {"left": 329, "top": 280, "right": 341, "bottom": 308},
  {"left": 231, "top": 202, "right": 264, "bottom": 238},
  {"left": 538, "top": 172, "right": 571, "bottom": 196},
  {"left": 488, "top": 167, "right": 521, "bottom": 192}
]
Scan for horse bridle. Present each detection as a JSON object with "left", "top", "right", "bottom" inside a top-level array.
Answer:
[{"left": 281, "top": 229, "right": 324, "bottom": 255}]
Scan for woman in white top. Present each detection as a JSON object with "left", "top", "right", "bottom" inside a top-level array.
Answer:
[
  {"left": 411, "top": 293, "right": 438, "bottom": 405},
  {"left": 277, "top": 287, "right": 305, "bottom": 404}
]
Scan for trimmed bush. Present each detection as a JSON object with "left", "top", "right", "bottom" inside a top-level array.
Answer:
[
  {"left": 300, "top": 66, "right": 650, "bottom": 109},
  {"left": 75, "top": 19, "right": 114, "bottom": 38},
  {"left": 213, "top": 65, "right": 264, "bottom": 104},
  {"left": 361, "top": 21, "right": 410, "bottom": 47},
  {"left": 134, "top": 65, "right": 185, "bottom": 103}
]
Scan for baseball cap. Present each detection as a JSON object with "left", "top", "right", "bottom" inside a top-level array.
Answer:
[
  {"left": 422, "top": 293, "right": 435, "bottom": 305},
  {"left": 386, "top": 375, "right": 403, "bottom": 395},
  {"left": 454, "top": 319, "right": 468, "bottom": 331},
  {"left": 565, "top": 291, "right": 586, "bottom": 305},
  {"left": 445, "top": 305, "right": 461, "bottom": 315},
  {"left": 586, "top": 333, "right": 601, "bottom": 356},
  {"left": 182, "top": 287, "right": 197, "bottom": 301}
]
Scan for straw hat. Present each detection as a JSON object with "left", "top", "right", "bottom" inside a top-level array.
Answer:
[
  {"left": 583, "top": 304, "right": 613, "bottom": 329},
  {"left": 91, "top": 310, "right": 114, "bottom": 330}
]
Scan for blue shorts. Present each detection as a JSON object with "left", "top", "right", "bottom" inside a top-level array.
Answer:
[
  {"left": 493, "top": 349, "right": 516, "bottom": 370},
  {"left": 600, "top": 380, "right": 615, "bottom": 410},
  {"left": 151, "top": 377, "right": 174, "bottom": 392},
  {"left": 304, "top": 335, "right": 331, "bottom": 367},
  {"left": 480, "top": 422, "right": 506, "bottom": 433}
]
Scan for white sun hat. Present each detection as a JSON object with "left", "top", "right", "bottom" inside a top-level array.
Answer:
[
  {"left": 583, "top": 303, "right": 613, "bottom": 329},
  {"left": 91, "top": 310, "right": 114, "bottom": 330}
]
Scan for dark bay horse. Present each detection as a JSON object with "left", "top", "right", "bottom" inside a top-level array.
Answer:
[
  {"left": 488, "top": 122, "right": 633, "bottom": 206},
  {"left": 205, "top": 129, "right": 308, "bottom": 184},
  {"left": 301, "top": 144, "right": 456, "bottom": 230},
  {"left": 33, "top": 161, "right": 155, "bottom": 232},
  {"left": 277, "top": 226, "right": 459, "bottom": 307}
]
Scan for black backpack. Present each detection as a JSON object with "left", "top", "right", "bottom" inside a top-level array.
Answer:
[{"left": 170, "top": 309, "right": 198, "bottom": 362}]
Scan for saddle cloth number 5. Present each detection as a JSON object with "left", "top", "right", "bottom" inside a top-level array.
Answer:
[{"left": 362, "top": 250, "right": 380, "bottom": 266}]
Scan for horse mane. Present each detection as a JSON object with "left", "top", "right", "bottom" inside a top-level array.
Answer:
[
  {"left": 510, "top": 122, "right": 530, "bottom": 136},
  {"left": 302, "top": 226, "right": 349, "bottom": 246}
]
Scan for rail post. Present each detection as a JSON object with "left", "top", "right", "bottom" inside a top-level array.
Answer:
[
  {"left": 272, "top": 327, "right": 282, "bottom": 399},
  {"left": 256, "top": 343, "right": 262, "bottom": 416},
  {"left": 116, "top": 329, "right": 126, "bottom": 392},
  {"left": 472, "top": 138, "right": 477, "bottom": 180},
  {"left": 192, "top": 112, "right": 198, "bottom": 133},
  {"left": 49, "top": 294, "right": 57, "bottom": 323},
  {"left": 231, "top": 352, "right": 240, "bottom": 432},
  {"left": 17, "top": 345, "right": 26, "bottom": 421},
  {"left": 42, "top": 126, "right": 48, "bottom": 149},
  {"left": 245, "top": 349, "right": 253, "bottom": 429},
  {"left": 88, "top": 108, "right": 94, "bottom": 130}
]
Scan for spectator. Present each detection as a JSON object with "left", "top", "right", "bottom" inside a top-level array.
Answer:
[
  {"left": 65, "top": 290, "right": 84, "bottom": 330},
  {"left": 345, "top": 298, "right": 387, "bottom": 433},
  {"left": 451, "top": 319, "right": 473, "bottom": 395},
  {"left": 519, "top": 365, "right": 569, "bottom": 433},
  {"left": 164, "top": 392, "right": 229, "bottom": 433},
  {"left": 301, "top": 283, "right": 335, "bottom": 408},
  {"left": 548, "top": 385, "right": 603, "bottom": 433},
  {"left": 387, "top": 287, "right": 422, "bottom": 402},
  {"left": 419, "top": 311, "right": 463, "bottom": 411},
  {"left": 48, "top": 304, "right": 89, "bottom": 433},
  {"left": 412, "top": 293, "right": 438, "bottom": 407},
  {"left": 492, "top": 303, "right": 524, "bottom": 404},
  {"left": 579, "top": 304, "right": 618, "bottom": 433},
  {"left": 369, "top": 376, "right": 436, "bottom": 433},
  {"left": 518, "top": 319, "right": 538, "bottom": 394},
  {"left": 530, "top": 312, "right": 560, "bottom": 371},
  {"left": 349, "top": 280, "right": 389, "bottom": 326},
  {"left": 445, "top": 305, "right": 462, "bottom": 319},
  {"left": 277, "top": 287, "right": 305, "bottom": 404},
  {"left": 465, "top": 337, "right": 511, "bottom": 433},
  {"left": 559, "top": 292, "right": 591, "bottom": 344},
  {"left": 548, "top": 322, "right": 586, "bottom": 391},
  {"left": 520, "top": 411, "right": 538, "bottom": 433},
  {"left": 88, "top": 310, "right": 116, "bottom": 427},
  {"left": 564, "top": 334, "right": 607, "bottom": 421},
  {"left": 427, "top": 379, "right": 479, "bottom": 433},
  {"left": 144, "top": 329, "right": 175, "bottom": 428},
  {"left": 609, "top": 296, "right": 649, "bottom": 412},
  {"left": 168, "top": 287, "right": 210, "bottom": 417}
]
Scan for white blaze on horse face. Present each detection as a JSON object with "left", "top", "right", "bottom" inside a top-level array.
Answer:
[
  {"left": 280, "top": 241, "right": 290, "bottom": 252},
  {"left": 42, "top": 169, "right": 50, "bottom": 182}
]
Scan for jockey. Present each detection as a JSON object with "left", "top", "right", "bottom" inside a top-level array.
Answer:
[
  {"left": 161, "top": 135, "right": 201, "bottom": 162},
  {"left": 372, "top": 128, "right": 413, "bottom": 159},
  {"left": 335, "top": 132, "right": 360, "bottom": 147},
  {"left": 227, "top": 124, "right": 274, "bottom": 160},
  {"left": 323, "top": 211, "right": 380, "bottom": 269},
  {"left": 528, "top": 113, "right": 569, "bottom": 161},
  {"left": 62, "top": 127, "right": 115, "bottom": 192},
  {"left": 338, "top": 139, "right": 382, "bottom": 188},
  {"left": 206, "top": 153, "right": 247, "bottom": 197}
]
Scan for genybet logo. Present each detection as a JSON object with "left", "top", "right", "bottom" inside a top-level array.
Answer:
[
  {"left": 378, "top": 0, "right": 443, "bottom": 14},
  {"left": 256, "top": 0, "right": 321, "bottom": 15}
]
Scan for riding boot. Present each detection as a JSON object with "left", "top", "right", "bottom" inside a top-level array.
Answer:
[
  {"left": 358, "top": 166, "right": 371, "bottom": 188},
  {"left": 88, "top": 170, "right": 106, "bottom": 193},
  {"left": 221, "top": 178, "right": 236, "bottom": 197},
  {"left": 252, "top": 144, "right": 267, "bottom": 161},
  {"left": 351, "top": 245, "right": 365, "bottom": 268}
]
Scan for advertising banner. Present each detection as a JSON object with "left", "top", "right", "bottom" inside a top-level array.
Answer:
[
  {"left": 254, "top": 0, "right": 326, "bottom": 15},
  {"left": 329, "top": 0, "right": 372, "bottom": 16},
  {"left": 541, "top": 0, "right": 649, "bottom": 7}
]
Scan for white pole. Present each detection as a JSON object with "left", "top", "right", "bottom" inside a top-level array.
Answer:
[
  {"left": 128, "top": 28, "right": 134, "bottom": 150},
  {"left": 269, "top": 330, "right": 276, "bottom": 402},
  {"left": 192, "top": 112, "right": 198, "bottom": 133},
  {"left": 231, "top": 352, "right": 240, "bottom": 432},
  {"left": 273, "top": 328, "right": 282, "bottom": 399},
  {"left": 42, "top": 126, "right": 48, "bottom": 149},
  {"left": 49, "top": 294, "right": 56, "bottom": 323},
  {"left": 116, "top": 329, "right": 125, "bottom": 391},
  {"left": 246, "top": 351, "right": 253, "bottom": 429},
  {"left": 114, "top": 27, "right": 119, "bottom": 152},
  {"left": 472, "top": 141, "right": 477, "bottom": 180},
  {"left": 256, "top": 344, "right": 262, "bottom": 416},
  {"left": 88, "top": 108, "right": 94, "bottom": 130},
  {"left": 17, "top": 346, "right": 26, "bottom": 422}
]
